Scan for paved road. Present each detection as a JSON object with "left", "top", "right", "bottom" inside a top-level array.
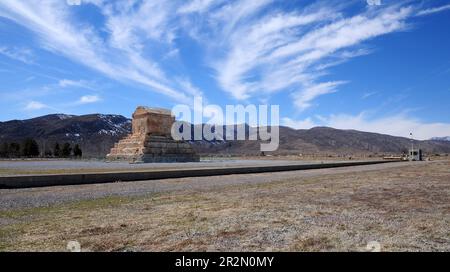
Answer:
[{"left": 0, "top": 161, "right": 419, "bottom": 210}]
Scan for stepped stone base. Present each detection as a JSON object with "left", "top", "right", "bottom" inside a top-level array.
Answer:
[
  {"left": 107, "top": 135, "right": 199, "bottom": 163},
  {"left": 106, "top": 106, "right": 199, "bottom": 163}
]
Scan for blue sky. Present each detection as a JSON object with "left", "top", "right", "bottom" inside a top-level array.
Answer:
[{"left": 0, "top": 0, "right": 450, "bottom": 139}]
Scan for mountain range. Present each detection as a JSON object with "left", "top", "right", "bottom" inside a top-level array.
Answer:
[
  {"left": 430, "top": 136, "right": 450, "bottom": 142},
  {"left": 1, "top": 113, "right": 450, "bottom": 158}
]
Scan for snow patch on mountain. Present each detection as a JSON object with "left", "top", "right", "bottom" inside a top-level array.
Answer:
[{"left": 430, "top": 136, "right": 450, "bottom": 141}]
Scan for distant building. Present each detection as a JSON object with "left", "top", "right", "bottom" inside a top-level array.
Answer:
[{"left": 409, "top": 148, "right": 423, "bottom": 161}]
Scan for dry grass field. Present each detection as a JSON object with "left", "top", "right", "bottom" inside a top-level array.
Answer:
[{"left": 0, "top": 160, "right": 449, "bottom": 252}]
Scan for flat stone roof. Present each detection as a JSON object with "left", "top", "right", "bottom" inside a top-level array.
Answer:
[{"left": 135, "top": 106, "right": 172, "bottom": 116}]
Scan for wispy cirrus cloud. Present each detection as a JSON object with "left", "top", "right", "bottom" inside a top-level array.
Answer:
[
  {"left": 0, "top": 0, "right": 443, "bottom": 114},
  {"left": 215, "top": 6, "right": 334, "bottom": 99},
  {"left": 293, "top": 81, "right": 347, "bottom": 111},
  {"left": 207, "top": 2, "right": 413, "bottom": 109},
  {"left": 178, "top": 0, "right": 223, "bottom": 14},
  {"left": 362, "top": 91, "right": 378, "bottom": 99},
  {"left": 58, "top": 79, "right": 94, "bottom": 90},
  {"left": 0, "top": 46, "right": 34, "bottom": 64},
  {"left": 0, "top": 0, "right": 199, "bottom": 104},
  {"left": 77, "top": 95, "right": 101, "bottom": 104},
  {"left": 417, "top": 4, "right": 450, "bottom": 16},
  {"left": 22, "top": 94, "right": 100, "bottom": 112},
  {"left": 24, "top": 101, "right": 48, "bottom": 111}
]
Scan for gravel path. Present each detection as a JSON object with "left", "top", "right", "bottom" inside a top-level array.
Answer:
[
  {"left": 0, "top": 159, "right": 326, "bottom": 176},
  {"left": 0, "top": 161, "right": 418, "bottom": 210},
  {"left": 0, "top": 159, "right": 317, "bottom": 171}
]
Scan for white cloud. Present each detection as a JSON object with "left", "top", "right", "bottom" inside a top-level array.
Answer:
[
  {"left": 281, "top": 117, "right": 316, "bottom": 130},
  {"left": 269, "top": 7, "right": 411, "bottom": 61},
  {"left": 66, "top": 0, "right": 81, "bottom": 6},
  {"left": 78, "top": 95, "right": 101, "bottom": 104},
  {"left": 24, "top": 101, "right": 47, "bottom": 110},
  {"left": 318, "top": 113, "right": 450, "bottom": 140},
  {"left": 165, "top": 48, "right": 179, "bottom": 59},
  {"left": 176, "top": 78, "right": 204, "bottom": 98},
  {"left": 293, "top": 81, "right": 347, "bottom": 111},
  {"left": 213, "top": 3, "right": 413, "bottom": 110},
  {"left": 0, "top": 0, "right": 443, "bottom": 116},
  {"left": 178, "top": 0, "right": 221, "bottom": 14},
  {"left": 211, "top": 0, "right": 273, "bottom": 33},
  {"left": 417, "top": 4, "right": 450, "bottom": 16},
  {"left": 102, "top": 1, "right": 175, "bottom": 49},
  {"left": 216, "top": 8, "right": 333, "bottom": 99},
  {"left": 362, "top": 91, "right": 378, "bottom": 99},
  {"left": 366, "top": 0, "right": 381, "bottom": 6},
  {"left": 58, "top": 79, "right": 94, "bottom": 90},
  {"left": 283, "top": 112, "right": 450, "bottom": 140},
  {"left": 0, "top": 0, "right": 196, "bottom": 104},
  {"left": 0, "top": 46, "right": 34, "bottom": 64}
]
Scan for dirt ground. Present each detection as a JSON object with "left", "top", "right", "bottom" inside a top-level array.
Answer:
[{"left": 0, "top": 160, "right": 449, "bottom": 252}]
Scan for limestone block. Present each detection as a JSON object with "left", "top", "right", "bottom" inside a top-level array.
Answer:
[{"left": 106, "top": 106, "right": 199, "bottom": 163}]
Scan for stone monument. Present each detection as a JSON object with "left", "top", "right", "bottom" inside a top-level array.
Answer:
[{"left": 106, "top": 106, "right": 199, "bottom": 163}]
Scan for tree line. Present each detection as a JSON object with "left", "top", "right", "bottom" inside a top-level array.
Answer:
[{"left": 0, "top": 138, "right": 82, "bottom": 158}]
